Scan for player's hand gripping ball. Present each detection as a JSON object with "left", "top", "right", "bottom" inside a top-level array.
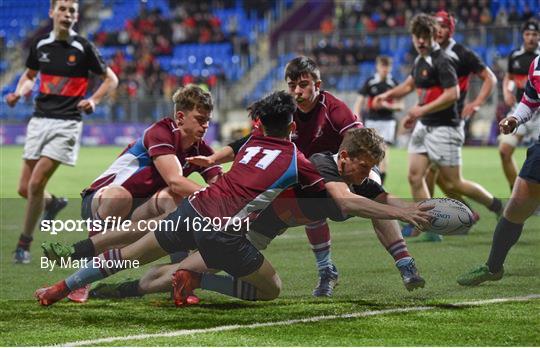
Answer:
[{"left": 420, "top": 198, "right": 474, "bottom": 235}]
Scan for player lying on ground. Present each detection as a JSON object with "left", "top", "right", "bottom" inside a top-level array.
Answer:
[
  {"left": 457, "top": 56, "right": 540, "bottom": 286},
  {"left": 89, "top": 128, "right": 431, "bottom": 304},
  {"left": 42, "top": 85, "right": 222, "bottom": 303},
  {"left": 35, "top": 91, "right": 432, "bottom": 306}
]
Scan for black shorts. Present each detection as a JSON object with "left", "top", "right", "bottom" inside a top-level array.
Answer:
[
  {"left": 155, "top": 199, "right": 264, "bottom": 277},
  {"left": 80, "top": 190, "right": 151, "bottom": 220},
  {"left": 154, "top": 199, "right": 198, "bottom": 253},
  {"left": 519, "top": 141, "right": 540, "bottom": 184}
]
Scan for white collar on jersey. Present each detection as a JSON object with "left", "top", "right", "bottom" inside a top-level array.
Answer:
[
  {"left": 373, "top": 72, "right": 394, "bottom": 84},
  {"left": 38, "top": 29, "right": 83, "bottom": 52}
]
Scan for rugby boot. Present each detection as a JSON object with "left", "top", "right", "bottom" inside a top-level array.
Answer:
[
  {"left": 457, "top": 264, "right": 504, "bottom": 286},
  {"left": 312, "top": 264, "right": 338, "bottom": 297},
  {"left": 172, "top": 269, "right": 201, "bottom": 307},
  {"left": 67, "top": 284, "right": 90, "bottom": 303},
  {"left": 13, "top": 247, "right": 31, "bottom": 264},
  {"left": 42, "top": 241, "right": 74, "bottom": 263},
  {"left": 396, "top": 258, "right": 425, "bottom": 291},
  {"left": 35, "top": 280, "right": 70, "bottom": 306},
  {"left": 42, "top": 196, "right": 68, "bottom": 221}
]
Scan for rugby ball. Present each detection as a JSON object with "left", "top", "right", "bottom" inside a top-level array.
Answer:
[{"left": 420, "top": 198, "right": 474, "bottom": 235}]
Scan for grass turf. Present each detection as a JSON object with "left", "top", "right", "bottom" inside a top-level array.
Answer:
[{"left": 0, "top": 145, "right": 539, "bottom": 346}]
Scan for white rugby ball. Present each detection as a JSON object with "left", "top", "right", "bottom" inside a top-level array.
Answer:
[{"left": 420, "top": 198, "right": 474, "bottom": 235}]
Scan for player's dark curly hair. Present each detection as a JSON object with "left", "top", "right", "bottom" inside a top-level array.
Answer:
[
  {"left": 248, "top": 91, "right": 296, "bottom": 137},
  {"left": 410, "top": 13, "right": 437, "bottom": 39},
  {"left": 172, "top": 84, "right": 213, "bottom": 114},
  {"left": 284, "top": 56, "right": 321, "bottom": 82},
  {"left": 339, "top": 128, "right": 385, "bottom": 163}
]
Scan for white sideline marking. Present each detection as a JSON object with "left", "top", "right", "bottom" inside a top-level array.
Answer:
[{"left": 61, "top": 294, "right": 540, "bottom": 346}]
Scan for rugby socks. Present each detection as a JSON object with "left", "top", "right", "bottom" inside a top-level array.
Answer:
[
  {"left": 17, "top": 234, "right": 33, "bottom": 251},
  {"left": 170, "top": 250, "right": 189, "bottom": 264},
  {"left": 488, "top": 197, "right": 503, "bottom": 216},
  {"left": 486, "top": 217, "right": 523, "bottom": 273},
  {"left": 305, "top": 220, "right": 333, "bottom": 272},
  {"left": 65, "top": 249, "right": 125, "bottom": 291},
  {"left": 71, "top": 238, "right": 96, "bottom": 259},
  {"left": 118, "top": 279, "right": 142, "bottom": 298},
  {"left": 387, "top": 239, "right": 411, "bottom": 264},
  {"left": 200, "top": 273, "right": 258, "bottom": 301}
]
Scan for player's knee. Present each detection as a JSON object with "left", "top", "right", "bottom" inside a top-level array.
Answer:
[
  {"left": 257, "top": 277, "right": 282, "bottom": 301},
  {"left": 27, "top": 178, "right": 47, "bottom": 196},
  {"left": 96, "top": 186, "right": 132, "bottom": 217},
  {"left": 407, "top": 171, "right": 423, "bottom": 187},
  {"left": 155, "top": 189, "right": 178, "bottom": 216},
  {"left": 17, "top": 185, "right": 28, "bottom": 198}
]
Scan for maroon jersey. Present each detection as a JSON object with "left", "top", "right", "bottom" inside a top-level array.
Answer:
[
  {"left": 292, "top": 91, "right": 362, "bottom": 157},
  {"left": 189, "top": 135, "right": 324, "bottom": 226},
  {"left": 85, "top": 118, "right": 221, "bottom": 198}
]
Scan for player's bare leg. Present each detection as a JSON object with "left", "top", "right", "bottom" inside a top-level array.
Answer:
[
  {"left": 407, "top": 153, "right": 431, "bottom": 201},
  {"left": 498, "top": 138, "right": 522, "bottom": 191},
  {"left": 458, "top": 177, "right": 539, "bottom": 286},
  {"left": 91, "top": 185, "right": 133, "bottom": 224},
  {"left": 14, "top": 157, "right": 60, "bottom": 264},
  {"left": 437, "top": 165, "right": 502, "bottom": 215},
  {"left": 35, "top": 230, "right": 169, "bottom": 306},
  {"left": 42, "top": 188, "right": 179, "bottom": 262},
  {"left": 371, "top": 219, "right": 425, "bottom": 290},
  {"left": 172, "top": 257, "right": 282, "bottom": 306}
]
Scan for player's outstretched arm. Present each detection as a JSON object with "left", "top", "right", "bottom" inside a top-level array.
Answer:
[
  {"left": 187, "top": 145, "right": 235, "bottom": 167},
  {"left": 5, "top": 68, "right": 38, "bottom": 107},
  {"left": 326, "top": 181, "right": 432, "bottom": 230},
  {"left": 373, "top": 76, "right": 415, "bottom": 108},
  {"left": 77, "top": 67, "right": 118, "bottom": 114}
]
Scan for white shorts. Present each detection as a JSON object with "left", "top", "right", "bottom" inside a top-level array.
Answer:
[
  {"left": 499, "top": 105, "right": 540, "bottom": 147},
  {"left": 23, "top": 117, "right": 83, "bottom": 166},
  {"left": 408, "top": 121, "right": 464, "bottom": 167},
  {"left": 364, "top": 119, "right": 397, "bottom": 144}
]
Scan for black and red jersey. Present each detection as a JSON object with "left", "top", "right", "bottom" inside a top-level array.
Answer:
[
  {"left": 442, "top": 39, "right": 486, "bottom": 114},
  {"left": 26, "top": 30, "right": 107, "bottom": 121},
  {"left": 411, "top": 46, "right": 459, "bottom": 127},
  {"left": 507, "top": 45, "right": 540, "bottom": 101},
  {"left": 358, "top": 73, "right": 399, "bottom": 121}
]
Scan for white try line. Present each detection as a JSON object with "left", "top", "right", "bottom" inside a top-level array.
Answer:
[{"left": 61, "top": 294, "right": 540, "bottom": 346}]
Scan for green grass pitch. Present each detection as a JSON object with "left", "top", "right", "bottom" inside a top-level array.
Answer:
[{"left": 0, "top": 145, "right": 539, "bottom": 346}]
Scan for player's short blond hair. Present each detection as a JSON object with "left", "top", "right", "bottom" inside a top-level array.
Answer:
[
  {"left": 172, "top": 84, "right": 213, "bottom": 114},
  {"left": 339, "top": 128, "right": 385, "bottom": 163},
  {"left": 50, "top": 0, "right": 78, "bottom": 10}
]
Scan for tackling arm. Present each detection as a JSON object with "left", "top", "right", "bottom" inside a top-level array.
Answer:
[{"left": 154, "top": 154, "right": 203, "bottom": 198}]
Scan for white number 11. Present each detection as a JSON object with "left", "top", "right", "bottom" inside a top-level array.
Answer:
[{"left": 239, "top": 146, "right": 282, "bottom": 170}]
